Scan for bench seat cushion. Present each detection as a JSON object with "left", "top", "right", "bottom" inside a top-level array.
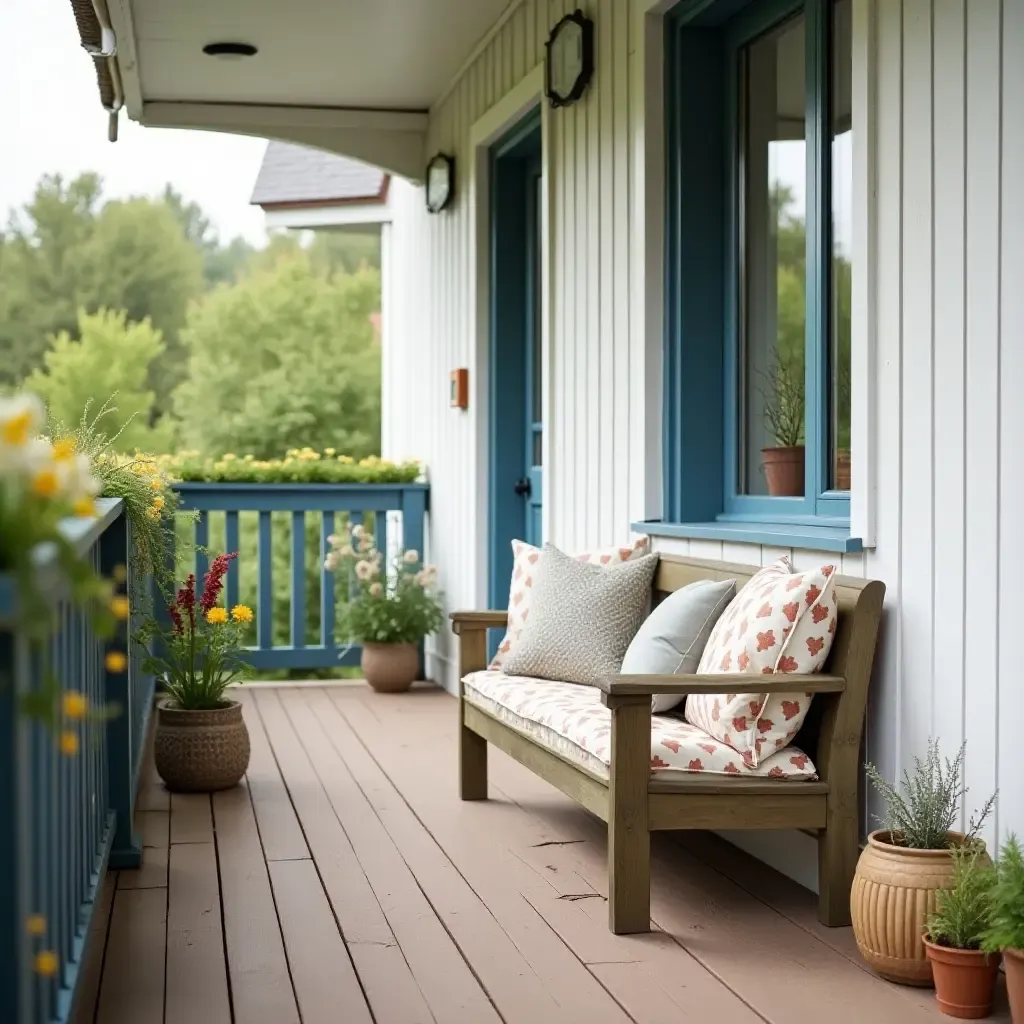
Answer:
[{"left": 462, "top": 671, "right": 818, "bottom": 782}]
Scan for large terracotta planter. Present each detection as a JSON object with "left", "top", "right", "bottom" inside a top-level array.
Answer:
[
  {"left": 1005, "top": 948, "right": 1024, "bottom": 1023},
  {"left": 851, "top": 830, "right": 989, "bottom": 987},
  {"left": 154, "top": 699, "right": 250, "bottom": 793},
  {"left": 924, "top": 939, "right": 1001, "bottom": 1018},
  {"left": 361, "top": 642, "right": 419, "bottom": 693},
  {"left": 761, "top": 445, "right": 805, "bottom": 496}
]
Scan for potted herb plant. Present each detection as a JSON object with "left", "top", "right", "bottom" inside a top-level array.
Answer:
[
  {"left": 983, "top": 834, "right": 1024, "bottom": 1021},
  {"left": 324, "top": 526, "right": 443, "bottom": 693},
  {"left": 923, "top": 842, "right": 1000, "bottom": 1018},
  {"left": 143, "top": 553, "right": 254, "bottom": 792},
  {"left": 759, "top": 354, "right": 805, "bottom": 496},
  {"left": 851, "top": 739, "right": 996, "bottom": 986}
]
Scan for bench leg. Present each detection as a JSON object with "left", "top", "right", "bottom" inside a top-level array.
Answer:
[
  {"left": 607, "top": 696, "right": 651, "bottom": 934},
  {"left": 459, "top": 713, "right": 488, "bottom": 801},
  {"left": 817, "top": 804, "right": 858, "bottom": 926}
]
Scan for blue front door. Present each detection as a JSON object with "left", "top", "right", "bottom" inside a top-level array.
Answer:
[{"left": 488, "top": 111, "right": 543, "bottom": 635}]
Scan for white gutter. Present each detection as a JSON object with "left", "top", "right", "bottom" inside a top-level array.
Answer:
[{"left": 84, "top": 0, "right": 124, "bottom": 141}]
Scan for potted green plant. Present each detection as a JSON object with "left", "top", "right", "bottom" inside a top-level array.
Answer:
[
  {"left": 142, "top": 553, "right": 253, "bottom": 791},
  {"left": 324, "top": 526, "right": 443, "bottom": 693},
  {"left": 983, "top": 834, "right": 1024, "bottom": 1021},
  {"left": 851, "top": 740, "right": 996, "bottom": 986},
  {"left": 923, "top": 842, "right": 1000, "bottom": 1018},
  {"left": 759, "top": 355, "right": 805, "bottom": 496}
]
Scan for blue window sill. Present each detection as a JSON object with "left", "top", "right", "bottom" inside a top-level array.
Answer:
[{"left": 632, "top": 519, "right": 862, "bottom": 554}]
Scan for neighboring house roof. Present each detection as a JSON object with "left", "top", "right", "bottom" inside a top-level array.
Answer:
[{"left": 251, "top": 142, "right": 389, "bottom": 210}]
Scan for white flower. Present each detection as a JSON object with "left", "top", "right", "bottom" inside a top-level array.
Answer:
[
  {"left": 340, "top": 544, "right": 354, "bottom": 558},
  {"left": 368, "top": 582, "right": 383, "bottom": 597},
  {"left": 358, "top": 533, "right": 373, "bottom": 552},
  {"left": 354, "top": 560, "right": 376, "bottom": 581},
  {"left": 327, "top": 533, "right": 342, "bottom": 548},
  {"left": 351, "top": 524, "right": 365, "bottom": 539},
  {"left": 403, "top": 549, "right": 419, "bottom": 564},
  {"left": 324, "top": 552, "right": 340, "bottom": 571}
]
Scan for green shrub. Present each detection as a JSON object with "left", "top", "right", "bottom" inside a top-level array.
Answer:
[
  {"left": 926, "top": 842, "right": 995, "bottom": 950},
  {"left": 160, "top": 449, "right": 420, "bottom": 485},
  {"left": 983, "top": 834, "right": 1024, "bottom": 954}
]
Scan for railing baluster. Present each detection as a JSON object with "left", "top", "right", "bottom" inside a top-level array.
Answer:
[
  {"left": 374, "top": 511, "right": 387, "bottom": 551},
  {"left": 225, "top": 510, "right": 240, "bottom": 610},
  {"left": 257, "top": 511, "right": 273, "bottom": 651},
  {"left": 291, "top": 511, "right": 306, "bottom": 650},
  {"left": 194, "top": 511, "right": 209, "bottom": 599},
  {"left": 320, "top": 512, "right": 335, "bottom": 650}
]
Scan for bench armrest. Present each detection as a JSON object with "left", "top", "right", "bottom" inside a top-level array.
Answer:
[
  {"left": 599, "top": 673, "right": 846, "bottom": 697},
  {"left": 450, "top": 610, "right": 508, "bottom": 635}
]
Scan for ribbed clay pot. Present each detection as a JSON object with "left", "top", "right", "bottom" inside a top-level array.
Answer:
[
  {"left": 1005, "top": 948, "right": 1024, "bottom": 1023},
  {"left": 154, "top": 699, "right": 250, "bottom": 793},
  {"left": 761, "top": 445, "right": 805, "bottom": 496},
  {"left": 851, "top": 831, "right": 989, "bottom": 986},
  {"left": 361, "top": 642, "right": 418, "bottom": 693},
  {"left": 923, "top": 940, "right": 1001, "bottom": 1019}
]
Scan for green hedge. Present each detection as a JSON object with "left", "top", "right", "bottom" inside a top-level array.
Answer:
[{"left": 159, "top": 449, "right": 421, "bottom": 485}]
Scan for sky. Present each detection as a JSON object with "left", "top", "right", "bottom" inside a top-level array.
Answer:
[{"left": 0, "top": 0, "right": 268, "bottom": 245}]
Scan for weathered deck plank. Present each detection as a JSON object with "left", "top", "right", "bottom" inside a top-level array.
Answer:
[
  {"left": 117, "top": 809, "right": 168, "bottom": 890},
  {"left": 169, "top": 793, "right": 213, "bottom": 845}
]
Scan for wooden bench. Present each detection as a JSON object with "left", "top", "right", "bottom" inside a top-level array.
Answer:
[{"left": 450, "top": 553, "right": 885, "bottom": 935}]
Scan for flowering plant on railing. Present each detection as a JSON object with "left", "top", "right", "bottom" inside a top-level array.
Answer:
[
  {"left": 159, "top": 448, "right": 422, "bottom": 485},
  {"left": 325, "top": 527, "right": 443, "bottom": 645},
  {"left": 140, "top": 552, "right": 254, "bottom": 710},
  {"left": 0, "top": 393, "right": 123, "bottom": 733}
]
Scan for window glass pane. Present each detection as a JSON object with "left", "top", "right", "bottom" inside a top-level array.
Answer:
[
  {"left": 739, "top": 12, "right": 807, "bottom": 497},
  {"left": 831, "top": 0, "right": 853, "bottom": 492}
]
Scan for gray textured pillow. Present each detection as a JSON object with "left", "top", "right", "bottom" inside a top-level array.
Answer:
[
  {"left": 619, "top": 579, "right": 736, "bottom": 713},
  {"left": 503, "top": 543, "right": 659, "bottom": 686}
]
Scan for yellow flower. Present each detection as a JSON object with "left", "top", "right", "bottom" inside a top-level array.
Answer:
[
  {"left": 151, "top": 495, "right": 165, "bottom": 511},
  {"left": 150, "top": 477, "right": 162, "bottom": 490},
  {"left": 34, "top": 950, "right": 58, "bottom": 977},
  {"left": 31, "top": 468, "right": 60, "bottom": 498},
  {"left": 2, "top": 411, "right": 33, "bottom": 446},
  {"left": 325, "top": 448, "right": 336, "bottom": 456},
  {"left": 105, "top": 651, "right": 127, "bottom": 674},
  {"left": 25, "top": 914, "right": 46, "bottom": 937},
  {"left": 52, "top": 438, "right": 76, "bottom": 460},
  {"left": 59, "top": 731, "right": 79, "bottom": 756},
  {"left": 222, "top": 453, "right": 236, "bottom": 462},
  {"left": 206, "top": 607, "right": 228, "bottom": 624},
  {"left": 62, "top": 691, "right": 88, "bottom": 719},
  {"left": 230, "top": 605, "right": 253, "bottom": 624},
  {"left": 110, "top": 596, "right": 130, "bottom": 620},
  {"left": 73, "top": 497, "right": 97, "bottom": 518}
]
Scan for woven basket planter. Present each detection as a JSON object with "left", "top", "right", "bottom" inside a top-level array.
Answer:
[{"left": 154, "top": 699, "right": 250, "bottom": 793}]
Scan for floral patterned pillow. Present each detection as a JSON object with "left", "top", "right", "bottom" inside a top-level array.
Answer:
[
  {"left": 684, "top": 557, "right": 839, "bottom": 766},
  {"left": 490, "top": 536, "right": 650, "bottom": 669}
]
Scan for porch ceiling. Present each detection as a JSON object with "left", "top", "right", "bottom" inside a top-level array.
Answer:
[{"left": 74, "top": 0, "right": 511, "bottom": 179}]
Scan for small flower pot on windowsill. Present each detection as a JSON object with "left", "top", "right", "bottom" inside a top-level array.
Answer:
[
  {"left": 154, "top": 699, "right": 251, "bottom": 792},
  {"left": 761, "top": 445, "right": 805, "bottom": 497},
  {"left": 361, "top": 642, "right": 419, "bottom": 693},
  {"left": 924, "top": 939, "right": 1001, "bottom": 1019}
]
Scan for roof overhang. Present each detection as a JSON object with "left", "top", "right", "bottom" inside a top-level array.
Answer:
[{"left": 68, "top": 0, "right": 514, "bottom": 180}]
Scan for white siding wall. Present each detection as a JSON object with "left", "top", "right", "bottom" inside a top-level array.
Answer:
[{"left": 383, "top": 0, "right": 1024, "bottom": 881}]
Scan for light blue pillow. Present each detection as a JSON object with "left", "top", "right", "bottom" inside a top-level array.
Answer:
[{"left": 619, "top": 578, "right": 736, "bottom": 713}]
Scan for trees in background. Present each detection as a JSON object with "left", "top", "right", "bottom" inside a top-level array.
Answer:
[
  {"left": 1, "top": 172, "right": 384, "bottom": 459},
  {"left": 173, "top": 254, "right": 381, "bottom": 459},
  {"left": 25, "top": 309, "right": 175, "bottom": 453}
]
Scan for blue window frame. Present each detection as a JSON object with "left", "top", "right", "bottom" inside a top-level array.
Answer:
[{"left": 661, "top": 0, "right": 854, "bottom": 542}]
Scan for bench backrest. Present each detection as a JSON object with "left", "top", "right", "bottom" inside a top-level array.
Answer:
[{"left": 652, "top": 554, "right": 886, "bottom": 764}]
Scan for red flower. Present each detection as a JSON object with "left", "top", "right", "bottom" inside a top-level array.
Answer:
[
  {"left": 174, "top": 574, "right": 197, "bottom": 631},
  {"left": 168, "top": 603, "right": 184, "bottom": 635},
  {"left": 200, "top": 553, "right": 238, "bottom": 613}
]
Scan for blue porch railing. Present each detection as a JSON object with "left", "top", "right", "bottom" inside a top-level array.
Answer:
[
  {"left": 0, "top": 498, "right": 149, "bottom": 1024},
  {"left": 170, "top": 482, "right": 429, "bottom": 671}
]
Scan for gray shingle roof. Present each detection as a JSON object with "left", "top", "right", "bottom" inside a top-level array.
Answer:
[{"left": 250, "top": 142, "right": 388, "bottom": 207}]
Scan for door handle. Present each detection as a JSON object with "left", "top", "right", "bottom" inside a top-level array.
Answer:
[{"left": 513, "top": 477, "right": 532, "bottom": 497}]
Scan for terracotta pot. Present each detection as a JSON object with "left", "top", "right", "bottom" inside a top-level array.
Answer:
[
  {"left": 924, "top": 939, "right": 1001, "bottom": 1018},
  {"left": 761, "top": 445, "right": 805, "bottom": 496},
  {"left": 1005, "top": 948, "right": 1024, "bottom": 1023},
  {"left": 851, "top": 831, "right": 990, "bottom": 987},
  {"left": 361, "top": 642, "right": 419, "bottom": 693},
  {"left": 835, "top": 448, "right": 852, "bottom": 491},
  {"left": 154, "top": 699, "right": 250, "bottom": 793}
]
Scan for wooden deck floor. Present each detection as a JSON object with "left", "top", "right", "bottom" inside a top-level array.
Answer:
[{"left": 74, "top": 683, "right": 1011, "bottom": 1024}]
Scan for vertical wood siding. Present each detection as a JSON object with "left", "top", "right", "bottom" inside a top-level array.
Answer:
[{"left": 383, "top": 0, "right": 1023, "bottom": 864}]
